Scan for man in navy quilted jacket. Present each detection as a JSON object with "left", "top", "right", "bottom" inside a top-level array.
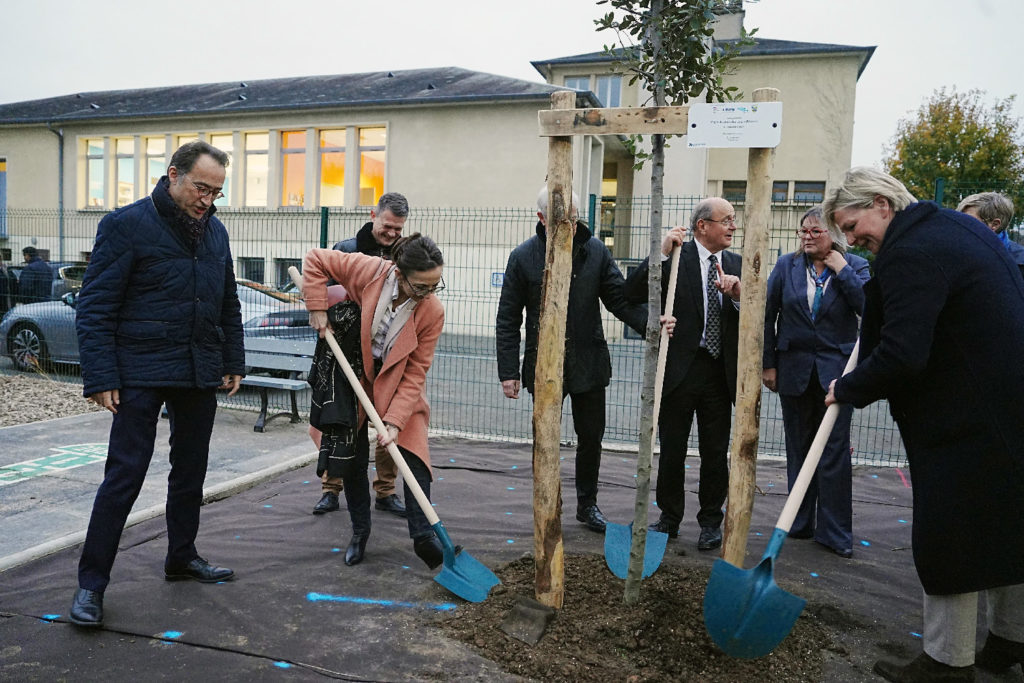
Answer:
[{"left": 69, "top": 141, "right": 245, "bottom": 628}]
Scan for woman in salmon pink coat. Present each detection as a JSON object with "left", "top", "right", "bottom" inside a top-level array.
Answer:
[{"left": 302, "top": 233, "right": 446, "bottom": 569}]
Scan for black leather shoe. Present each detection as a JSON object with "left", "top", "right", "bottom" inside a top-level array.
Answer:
[
  {"left": 648, "top": 519, "right": 679, "bottom": 539},
  {"left": 873, "top": 652, "right": 975, "bottom": 682},
  {"left": 833, "top": 548, "right": 853, "bottom": 559},
  {"left": 165, "top": 557, "right": 235, "bottom": 583},
  {"left": 374, "top": 494, "right": 407, "bottom": 518},
  {"left": 976, "top": 631, "right": 1024, "bottom": 673},
  {"left": 313, "top": 492, "right": 340, "bottom": 515},
  {"left": 413, "top": 535, "right": 450, "bottom": 570},
  {"left": 697, "top": 526, "right": 722, "bottom": 551},
  {"left": 575, "top": 505, "right": 608, "bottom": 533},
  {"left": 344, "top": 534, "right": 369, "bottom": 566},
  {"left": 69, "top": 588, "right": 103, "bottom": 627}
]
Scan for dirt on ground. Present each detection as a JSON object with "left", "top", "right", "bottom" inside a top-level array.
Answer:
[
  {"left": 437, "top": 552, "right": 843, "bottom": 682},
  {"left": 0, "top": 373, "right": 99, "bottom": 427}
]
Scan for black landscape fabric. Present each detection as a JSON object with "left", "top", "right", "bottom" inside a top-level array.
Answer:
[{"left": 0, "top": 435, "right": 982, "bottom": 681}]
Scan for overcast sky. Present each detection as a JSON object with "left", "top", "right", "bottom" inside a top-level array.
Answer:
[{"left": 1, "top": 0, "right": 1019, "bottom": 167}]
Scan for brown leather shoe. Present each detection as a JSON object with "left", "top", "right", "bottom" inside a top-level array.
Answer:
[{"left": 873, "top": 652, "right": 975, "bottom": 682}]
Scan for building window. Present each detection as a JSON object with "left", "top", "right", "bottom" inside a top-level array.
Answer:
[
  {"left": 145, "top": 137, "right": 166, "bottom": 193},
  {"left": 794, "top": 181, "right": 826, "bottom": 203},
  {"left": 565, "top": 76, "right": 590, "bottom": 92},
  {"left": 319, "top": 130, "right": 345, "bottom": 206},
  {"left": 772, "top": 181, "right": 789, "bottom": 203},
  {"left": 722, "top": 180, "right": 746, "bottom": 203},
  {"left": 209, "top": 133, "right": 233, "bottom": 206},
  {"left": 358, "top": 127, "right": 386, "bottom": 206},
  {"left": 280, "top": 130, "right": 306, "bottom": 207},
  {"left": 115, "top": 139, "right": 135, "bottom": 207},
  {"left": 275, "top": 258, "right": 303, "bottom": 288},
  {"left": 85, "top": 139, "right": 105, "bottom": 208},
  {"left": 175, "top": 134, "right": 198, "bottom": 150},
  {"left": 237, "top": 257, "right": 265, "bottom": 283},
  {"left": 245, "top": 132, "right": 268, "bottom": 207},
  {"left": 595, "top": 75, "right": 622, "bottom": 107}
]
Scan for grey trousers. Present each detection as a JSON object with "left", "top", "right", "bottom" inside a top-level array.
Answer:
[{"left": 923, "top": 583, "right": 1024, "bottom": 666}]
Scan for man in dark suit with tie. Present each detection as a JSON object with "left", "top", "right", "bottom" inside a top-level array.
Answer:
[{"left": 625, "top": 197, "right": 742, "bottom": 551}]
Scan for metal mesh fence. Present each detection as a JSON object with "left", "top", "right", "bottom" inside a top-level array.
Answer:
[{"left": 0, "top": 202, "right": 905, "bottom": 465}]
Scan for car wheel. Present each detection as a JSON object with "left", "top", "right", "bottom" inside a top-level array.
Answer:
[{"left": 9, "top": 323, "right": 49, "bottom": 372}]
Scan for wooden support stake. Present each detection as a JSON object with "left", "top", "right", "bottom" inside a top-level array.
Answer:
[
  {"left": 722, "top": 87, "right": 780, "bottom": 568},
  {"left": 532, "top": 90, "right": 577, "bottom": 609}
]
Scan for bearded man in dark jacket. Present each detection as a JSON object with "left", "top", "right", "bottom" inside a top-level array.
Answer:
[
  {"left": 69, "top": 141, "right": 244, "bottom": 628},
  {"left": 496, "top": 186, "right": 646, "bottom": 533},
  {"left": 309, "top": 192, "right": 408, "bottom": 518}
]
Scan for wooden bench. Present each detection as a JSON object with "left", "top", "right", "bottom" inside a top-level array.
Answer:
[{"left": 241, "top": 336, "right": 316, "bottom": 432}]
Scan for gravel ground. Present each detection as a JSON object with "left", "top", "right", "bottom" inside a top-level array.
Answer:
[{"left": 0, "top": 373, "right": 100, "bottom": 427}]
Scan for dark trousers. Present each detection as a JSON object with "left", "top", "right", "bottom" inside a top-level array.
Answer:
[
  {"left": 779, "top": 368, "right": 854, "bottom": 552},
  {"left": 656, "top": 349, "right": 731, "bottom": 530},
  {"left": 346, "top": 423, "right": 432, "bottom": 539},
  {"left": 78, "top": 387, "right": 217, "bottom": 592},
  {"left": 569, "top": 388, "right": 606, "bottom": 510}
]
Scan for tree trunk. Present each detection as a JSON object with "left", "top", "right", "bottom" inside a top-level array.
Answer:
[{"left": 533, "top": 90, "right": 576, "bottom": 609}]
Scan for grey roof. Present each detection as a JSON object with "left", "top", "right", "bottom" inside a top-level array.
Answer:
[
  {"left": 0, "top": 67, "right": 597, "bottom": 125},
  {"left": 532, "top": 38, "right": 876, "bottom": 79}
]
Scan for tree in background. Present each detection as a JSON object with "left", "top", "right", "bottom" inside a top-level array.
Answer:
[
  {"left": 595, "top": 0, "right": 752, "bottom": 602},
  {"left": 884, "top": 87, "right": 1024, "bottom": 219}
]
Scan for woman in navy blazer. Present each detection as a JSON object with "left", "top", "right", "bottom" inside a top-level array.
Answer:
[{"left": 762, "top": 205, "right": 870, "bottom": 557}]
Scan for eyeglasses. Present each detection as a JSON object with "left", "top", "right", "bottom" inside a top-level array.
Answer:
[
  {"left": 705, "top": 217, "right": 737, "bottom": 226},
  {"left": 402, "top": 274, "right": 446, "bottom": 296},
  {"left": 796, "top": 227, "right": 828, "bottom": 238},
  {"left": 184, "top": 175, "right": 225, "bottom": 200}
]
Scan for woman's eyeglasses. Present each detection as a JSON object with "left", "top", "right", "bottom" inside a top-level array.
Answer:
[
  {"left": 402, "top": 274, "right": 446, "bottom": 296},
  {"left": 796, "top": 227, "right": 827, "bottom": 238}
]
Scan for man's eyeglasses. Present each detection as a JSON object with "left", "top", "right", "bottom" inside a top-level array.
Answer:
[
  {"left": 796, "top": 227, "right": 828, "bottom": 238},
  {"left": 706, "top": 217, "right": 737, "bottom": 226},
  {"left": 403, "top": 274, "right": 446, "bottom": 297},
  {"left": 185, "top": 175, "right": 225, "bottom": 200}
]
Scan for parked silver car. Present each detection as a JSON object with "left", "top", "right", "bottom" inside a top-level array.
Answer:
[{"left": 0, "top": 281, "right": 312, "bottom": 371}]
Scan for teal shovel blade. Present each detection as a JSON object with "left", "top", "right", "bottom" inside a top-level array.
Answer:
[
  {"left": 702, "top": 528, "right": 807, "bottom": 659},
  {"left": 604, "top": 521, "right": 668, "bottom": 579},
  {"left": 431, "top": 522, "right": 500, "bottom": 603}
]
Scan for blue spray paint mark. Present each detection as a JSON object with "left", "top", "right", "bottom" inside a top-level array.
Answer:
[
  {"left": 809, "top": 572, "right": 819, "bottom": 578},
  {"left": 303, "top": 480, "right": 310, "bottom": 484},
  {"left": 331, "top": 548, "right": 341, "bottom": 553},
  {"left": 767, "top": 482, "right": 775, "bottom": 488},
  {"left": 41, "top": 614, "right": 60, "bottom": 621},
  {"left": 860, "top": 540, "right": 871, "bottom": 547},
  {"left": 754, "top": 532, "right": 763, "bottom": 536},
  {"left": 159, "top": 631, "right": 183, "bottom": 639},
  {"left": 449, "top": 458, "right": 455, "bottom": 463},
  {"left": 505, "top": 511, "right": 513, "bottom": 515},
  {"left": 898, "top": 519, "right": 908, "bottom": 524},
  {"left": 507, "top": 487, "right": 515, "bottom": 491},
  {"left": 911, "top": 632, "right": 922, "bottom": 638},
  {"left": 511, "top": 465, "right": 518, "bottom": 470},
  {"left": 307, "top": 592, "right": 456, "bottom": 611},
  {"left": 402, "top": 565, "right": 410, "bottom": 570},
  {"left": 507, "top": 539, "right": 515, "bottom": 544},
  {"left": 234, "top": 535, "right": 241, "bottom": 539},
  {"left": 273, "top": 661, "right": 292, "bottom": 669},
  {"left": 438, "top": 477, "right": 444, "bottom": 481},
  {"left": 560, "top": 456, "right": 565, "bottom": 461},
  {"left": 263, "top": 504, "right": 273, "bottom": 508}
]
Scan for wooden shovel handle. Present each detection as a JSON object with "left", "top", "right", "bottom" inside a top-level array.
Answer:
[
  {"left": 775, "top": 341, "right": 860, "bottom": 533},
  {"left": 650, "top": 246, "right": 681, "bottom": 434},
  {"left": 288, "top": 266, "right": 440, "bottom": 526}
]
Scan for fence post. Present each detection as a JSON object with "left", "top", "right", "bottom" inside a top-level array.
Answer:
[
  {"left": 319, "top": 207, "right": 329, "bottom": 248},
  {"left": 934, "top": 177, "right": 945, "bottom": 205}
]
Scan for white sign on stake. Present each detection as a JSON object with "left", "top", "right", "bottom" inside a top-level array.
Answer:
[{"left": 687, "top": 102, "right": 783, "bottom": 149}]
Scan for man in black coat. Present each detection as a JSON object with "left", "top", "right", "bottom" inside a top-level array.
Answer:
[
  {"left": 824, "top": 167, "right": 1024, "bottom": 681},
  {"left": 625, "top": 197, "right": 742, "bottom": 552},
  {"left": 310, "top": 192, "right": 407, "bottom": 518},
  {"left": 496, "top": 187, "right": 646, "bottom": 532},
  {"left": 69, "top": 142, "right": 244, "bottom": 628},
  {"left": 18, "top": 246, "right": 52, "bottom": 303},
  {"left": 0, "top": 255, "right": 17, "bottom": 315}
]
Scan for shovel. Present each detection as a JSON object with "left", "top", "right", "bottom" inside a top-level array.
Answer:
[
  {"left": 704, "top": 339, "right": 856, "bottom": 655},
  {"left": 288, "top": 266, "right": 500, "bottom": 603},
  {"left": 703, "top": 341, "right": 860, "bottom": 658},
  {"left": 604, "top": 245, "right": 679, "bottom": 579}
]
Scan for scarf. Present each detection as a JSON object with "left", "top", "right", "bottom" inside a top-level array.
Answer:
[{"left": 151, "top": 175, "right": 214, "bottom": 248}]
